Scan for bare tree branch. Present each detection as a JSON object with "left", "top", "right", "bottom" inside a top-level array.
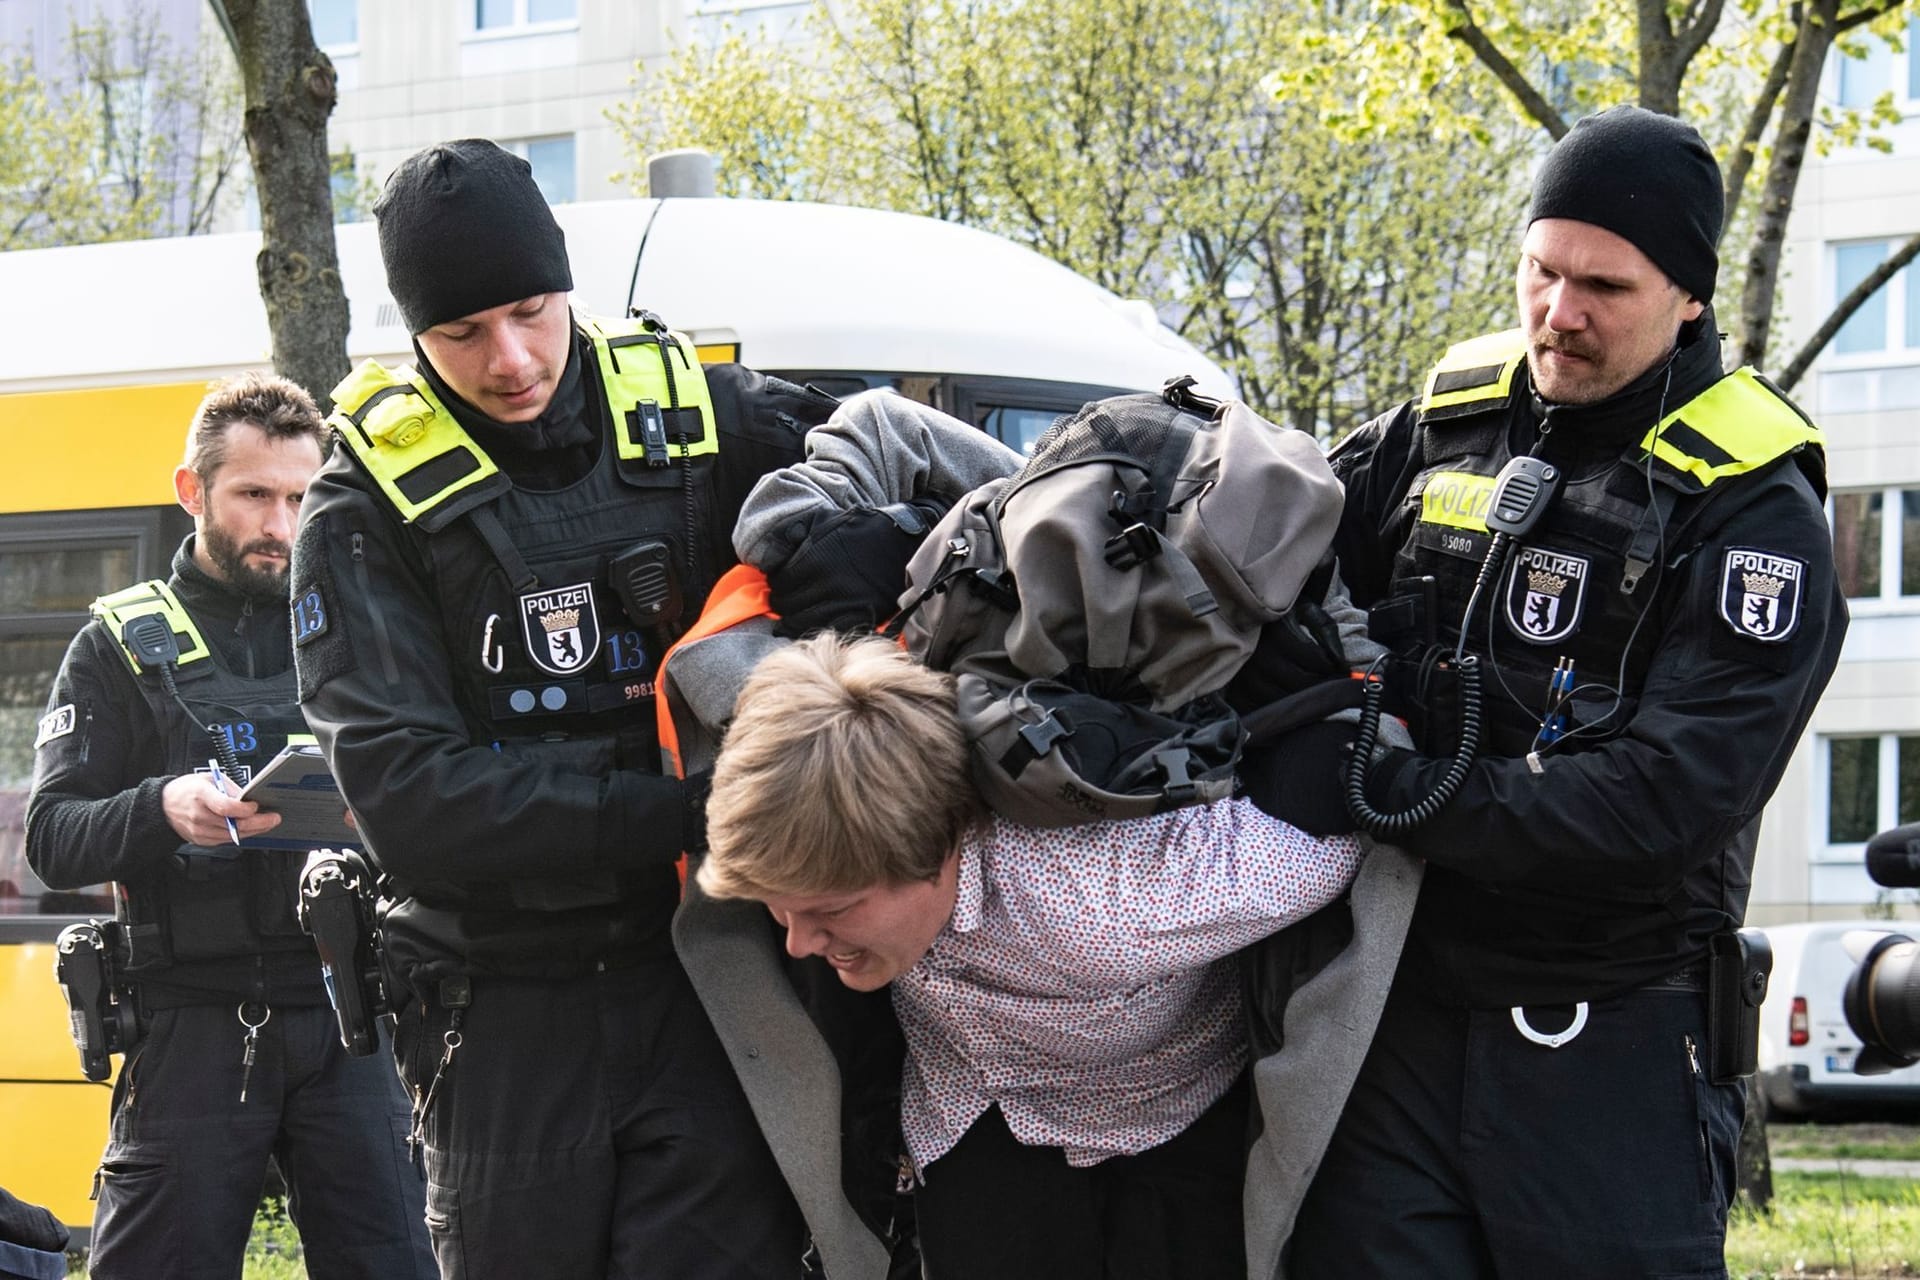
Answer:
[
  {"left": 1441, "top": 0, "right": 1570, "bottom": 138},
  {"left": 1775, "top": 231, "right": 1920, "bottom": 389},
  {"left": 1671, "top": 0, "right": 1727, "bottom": 74},
  {"left": 1736, "top": 0, "right": 1837, "bottom": 370},
  {"left": 1835, "top": 0, "right": 1907, "bottom": 34},
  {"left": 1722, "top": 33, "right": 1797, "bottom": 239}
]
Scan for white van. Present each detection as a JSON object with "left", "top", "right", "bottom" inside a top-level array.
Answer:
[{"left": 1756, "top": 920, "right": 1920, "bottom": 1116}]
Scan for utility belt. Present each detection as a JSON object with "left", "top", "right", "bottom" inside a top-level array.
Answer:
[
  {"left": 1503, "top": 928, "right": 1771, "bottom": 1085},
  {"left": 54, "top": 916, "right": 315, "bottom": 1103}
]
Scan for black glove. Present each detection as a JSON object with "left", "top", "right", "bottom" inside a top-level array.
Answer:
[
  {"left": 769, "top": 500, "right": 948, "bottom": 638},
  {"left": 1239, "top": 718, "right": 1359, "bottom": 837},
  {"left": 681, "top": 769, "right": 713, "bottom": 854}
]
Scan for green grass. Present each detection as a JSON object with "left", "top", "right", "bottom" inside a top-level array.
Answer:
[
  {"left": 64, "top": 1198, "right": 308, "bottom": 1279},
  {"left": 1769, "top": 1121, "right": 1920, "bottom": 1163},
  {"left": 1727, "top": 1171, "right": 1920, "bottom": 1278}
]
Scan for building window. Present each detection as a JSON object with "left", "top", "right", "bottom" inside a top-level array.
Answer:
[
  {"left": 476, "top": 0, "right": 577, "bottom": 30},
  {"left": 1833, "top": 241, "right": 1920, "bottom": 358},
  {"left": 310, "top": 0, "right": 357, "bottom": 47},
  {"left": 503, "top": 135, "right": 576, "bottom": 205},
  {"left": 1834, "top": 17, "right": 1920, "bottom": 108},
  {"left": 688, "top": 0, "right": 814, "bottom": 43},
  {"left": 1825, "top": 734, "right": 1920, "bottom": 849},
  {"left": 0, "top": 511, "right": 181, "bottom": 920},
  {"left": 1831, "top": 487, "right": 1920, "bottom": 601}
]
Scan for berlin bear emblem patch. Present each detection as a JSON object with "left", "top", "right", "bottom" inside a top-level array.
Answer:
[
  {"left": 519, "top": 582, "right": 601, "bottom": 676},
  {"left": 1503, "top": 547, "right": 1589, "bottom": 644},
  {"left": 1720, "top": 547, "right": 1804, "bottom": 643}
]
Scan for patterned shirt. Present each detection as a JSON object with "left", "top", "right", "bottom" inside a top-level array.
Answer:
[{"left": 893, "top": 797, "right": 1363, "bottom": 1173}]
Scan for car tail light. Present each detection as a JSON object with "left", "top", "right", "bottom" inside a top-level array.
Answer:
[{"left": 1789, "top": 996, "right": 1809, "bottom": 1047}]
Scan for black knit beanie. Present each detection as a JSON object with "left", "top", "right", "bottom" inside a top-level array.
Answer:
[
  {"left": 375, "top": 139, "right": 574, "bottom": 334},
  {"left": 1527, "top": 106, "right": 1723, "bottom": 303}
]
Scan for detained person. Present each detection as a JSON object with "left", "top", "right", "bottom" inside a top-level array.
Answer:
[{"left": 697, "top": 633, "right": 1365, "bottom": 1280}]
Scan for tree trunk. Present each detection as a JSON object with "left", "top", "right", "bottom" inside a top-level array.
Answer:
[
  {"left": 1735, "top": 1079, "right": 1774, "bottom": 1212},
  {"left": 1735, "top": 0, "right": 1838, "bottom": 372},
  {"left": 215, "top": 0, "right": 349, "bottom": 409}
]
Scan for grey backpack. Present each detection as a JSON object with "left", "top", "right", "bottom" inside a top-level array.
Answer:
[{"left": 893, "top": 379, "right": 1347, "bottom": 826}]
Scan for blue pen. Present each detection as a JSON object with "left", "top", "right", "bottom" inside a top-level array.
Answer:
[{"left": 207, "top": 757, "right": 242, "bottom": 845}]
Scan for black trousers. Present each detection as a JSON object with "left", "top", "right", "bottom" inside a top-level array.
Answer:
[
  {"left": 1289, "top": 972, "right": 1742, "bottom": 1280},
  {"left": 914, "top": 1075, "right": 1249, "bottom": 1280},
  {"left": 395, "top": 956, "right": 806, "bottom": 1279},
  {"left": 89, "top": 1001, "right": 433, "bottom": 1280}
]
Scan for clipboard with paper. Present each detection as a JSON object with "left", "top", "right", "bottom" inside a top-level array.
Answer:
[{"left": 237, "top": 736, "right": 361, "bottom": 851}]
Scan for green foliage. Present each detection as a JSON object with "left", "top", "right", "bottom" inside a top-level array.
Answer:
[
  {"left": 1388, "top": 0, "right": 1916, "bottom": 372},
  {"left": 2, "top": 1, "right": 246, "bottom": 249},
  {"left": 1727, "top": 1170, "right": 1920, "bottom": 1277},
  {"left": 611, "top": 0, "right": 1526, "bottom": 436},
  {"left": 0, "top": 53, "right": 110, "bottom": 251},
  {"left": 331, "top": 149, "right": 381, "bottom": 224},
  {"left": 65, "top": 1197, "right": 310, "bottom": 1278},
  {"left": 1769, "top": 1122, "right": 1920, "bottom": 1162}
]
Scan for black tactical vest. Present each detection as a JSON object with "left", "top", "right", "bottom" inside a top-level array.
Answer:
[
  {"left": 90, "top": 582, "right": 316, "bottom": 986},
  {"left": 1390, "top": 329, "right": 1823, "bottom": 756},
  {"left": 328, "top": 318, "right": 720, "bottom": 923}
]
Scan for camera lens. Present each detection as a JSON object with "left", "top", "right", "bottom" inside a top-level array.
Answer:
[{"left": 1844, "top": 934, "right": 1920, "bottom": 1069}]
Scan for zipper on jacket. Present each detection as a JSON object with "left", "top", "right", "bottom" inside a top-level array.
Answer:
[
  {"left": 350, "top": 532, "right": 403, "bottom": 687},
  {"left": 234, "top": 598, "right": 255, "bottom": 677}
]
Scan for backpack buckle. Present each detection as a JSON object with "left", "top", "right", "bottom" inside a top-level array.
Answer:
[
  {"left": 1104, "top": 523, "right": 1160, "bottom": 569},
  {"left": 1162, "top": 375, "right": 1225, "bottom": 419},
  {"left": 1152, "top": 746, "right": 1198, "bottom": 803},
  {"left": 1018, "top": 710, "right": 1072, "bottom": 757}
]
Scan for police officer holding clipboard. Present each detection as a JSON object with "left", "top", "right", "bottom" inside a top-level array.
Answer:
[{"left": 26, "top": 372, "right": 433, "bottom": 1279}]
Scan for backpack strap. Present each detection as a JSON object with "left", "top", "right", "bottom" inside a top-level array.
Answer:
[
  {"left": 1096, "top": 401, "right": 1219, "bottom": 626},
  {"left": 91, "top": 581, "right": 210, "bottom": 673}
]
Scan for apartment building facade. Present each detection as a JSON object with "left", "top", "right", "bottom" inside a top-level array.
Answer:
[{"left": 1752, "top": 17, "right": 1920, "bottom": 921}]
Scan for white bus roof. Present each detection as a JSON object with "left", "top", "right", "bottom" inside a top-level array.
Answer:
[{"left": 0, "top": 198, "right": 1232, "bottom": 398}]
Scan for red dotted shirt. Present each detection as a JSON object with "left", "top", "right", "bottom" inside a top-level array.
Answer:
[{"left": 894, "top": 798, "right": 1363, "bottom": 1173}]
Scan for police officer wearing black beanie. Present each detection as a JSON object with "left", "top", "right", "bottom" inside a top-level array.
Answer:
[
  {"left": 1286, "top": 107, "right": 1849, "bottom": 1277},
  {"left": 290, "top": 140, "right": 839, "bottom": 1278}
]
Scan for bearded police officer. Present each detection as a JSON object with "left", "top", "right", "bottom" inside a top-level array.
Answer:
[
  {"left": 1289, "top": 107, "right": 1848, "bottom": 1277},
  {"left": 289, "top": 140, "right": 825, "bottom": 1278},
  {"left": 25, "top": 373, "right": 434, "bottom": 1279}
]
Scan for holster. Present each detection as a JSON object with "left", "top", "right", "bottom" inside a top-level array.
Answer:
[
  {"left": 1707, "top": 927, "right": 1772, "bottom": 1085},
  {"left": 298, "top": 849, "right": 391, "bottom": 1056},
  {"left": 52, "top": 919, "right": 144, "bottom": 1081}
]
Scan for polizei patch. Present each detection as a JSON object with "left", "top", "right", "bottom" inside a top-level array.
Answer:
[
  {"left": 1720, "top": 547, "right": 1805, "bottom": 643},
  {"left": 34, "top": 704, "right": 75, "bottom": 749},
  {"left": 1503, "top": 547, "right": 1590, "bottom": 644},
  {"left": 519, "top": 582, "right": 601, "bottom": 676}
]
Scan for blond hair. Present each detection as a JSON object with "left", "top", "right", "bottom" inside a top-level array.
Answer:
[{"left": 699, "top": 634, "right": 983, "bottom": 900}]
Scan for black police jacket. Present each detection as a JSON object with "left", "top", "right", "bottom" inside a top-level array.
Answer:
[
  {"left": 25, "top": 538, "right": 326, "bottom": 1008},
  {"left": 291, "top": 320, "right": 821, "bottom": 991},
  {"left": 1332, "top": 316, "right": 1849, "bottom": 1007}
]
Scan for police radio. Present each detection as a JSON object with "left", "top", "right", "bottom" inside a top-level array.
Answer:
[
  {"left": 1483, "top": 456, "right": 1563, "bottom": 539},
  {"left": 123, "top": 614, "right": 246, "bottom": 782},
  {"left": 1344, "top": 454, "right": 1564, "bottom": 836}
]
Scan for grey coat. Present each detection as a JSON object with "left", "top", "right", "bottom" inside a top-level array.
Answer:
[{"left": 671, "top": 391, "right": 1421, "bottom": 1279}]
